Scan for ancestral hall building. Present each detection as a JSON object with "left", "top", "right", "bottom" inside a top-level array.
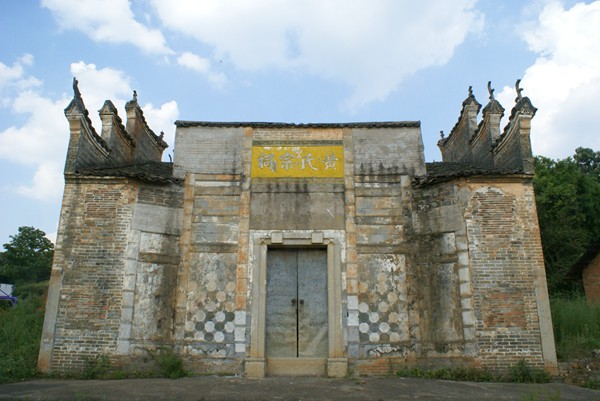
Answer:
[{"left": 38, "top": 80, "right": 557, "bottom": 377}]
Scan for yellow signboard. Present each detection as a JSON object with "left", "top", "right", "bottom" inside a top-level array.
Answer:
[{"left": 251, "top": 145, "right": 344, "bottom": 178}]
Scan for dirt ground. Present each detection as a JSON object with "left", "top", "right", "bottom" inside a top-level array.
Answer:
[{"left": 1, "top": 376, "right": 600, "bottom": 401}]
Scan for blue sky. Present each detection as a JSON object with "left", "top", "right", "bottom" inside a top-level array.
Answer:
[{"left": 1, "top": 0, "right": 599, "bottom": 245}]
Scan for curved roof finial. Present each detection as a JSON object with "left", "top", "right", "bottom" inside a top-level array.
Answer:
[
  {"left": 468, "top": 85, "right": 474, "bottom": 98},
  {"left": 73, "top": 77, "right": 82, "bottom": 100},
  {"left": 487, "top": 81, "right": 495, "bottom": 100},
  {"left": 133, "top": 90, "right": 138, "bottom": 101},
  {"left": 440, "top": 130, "right": 445, "bottom": 139},
  {"left": 515, "top": 79, "right": 523, "bottom": 101}
]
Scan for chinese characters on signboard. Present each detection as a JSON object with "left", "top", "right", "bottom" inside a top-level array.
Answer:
[{"left": 251, "top": 146, "right": 344, "bottom": 178}]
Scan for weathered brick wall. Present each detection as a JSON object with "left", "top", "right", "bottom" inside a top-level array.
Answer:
[
  {"left": 48, "top": 178, "right": 136, "bottom": 371},
  {"left": 349, "top": 129, "right": 422, "bottom": 349},
  {"left": 353, "top": 174, "right": 412, "bottom": 361},
  {"left": 582, "top": 252, "right": 600, "bottom": 303},
  {"left": 39, "top": 179, "right": 185, "bottom": 372},
  {"left": 438, "top": 96, "right": 479, "bottom": 165},
  {"left": 470, "top": 121, "right": 495, "bottom": 169},
  {"left": 409, "top": 177, "right": 554, "bottom": 373},
  {"left": 64, "top": 94, "right": 167, "bottom": 176},
  {"left": 411, "top": 182, "right": 476, "bottom": 361},
  {"left": 99, "top": 101, "right": 134, "bottom": 165},
  {"left": 42, "top": 115, "right": 556, "bottom": 376},
  {"left": 353, "top": 127, "right": 425, "bottom": 176},
  {"left": 492, "top": 119, "right": 535, "bottom": 174},
  {"left": 466, "top": 102, "right": 503, "bottom": 170},
  {"left": 132, "top": 127, "right": 164, "bottom": 163},
  {"left": 62, "top": 111, "right": 109, "bottom": 173},
  {"left": 73, "top": 128, "right": 110, "bottom": 170},
  {"left": 124, "top": 101, "right": 167, "bottom": 163},
  {"left": 173, "top": 127, "right": 244, "bottom": 178},
  {"left": 412, "top": 235, "right": 466, "bottom": 352},
  {"left": 439, "top": 118, "right": 473, "bottom": 164},
  {"left": 137, "top": 185, "right": 184, "bottom": 209},
  {"left": 250, "top": 182, "right": 345, "bottom": 230},
  {"left": 464, "top": 181, "right": 547, "bottom": 371},
  {"left": 123, "top": 185, "right": 183, "bottom": 355},
  {"left": 439, "top": 89, "right": 535, "bottom": 175},
  {"left": 491, "top": 129, "right": 523, "bottom": 170},
  {"left": 177, "top": 174, "right": 245, "bottom": 373}
]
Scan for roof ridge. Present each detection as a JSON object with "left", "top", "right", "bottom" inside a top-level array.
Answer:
[{"left": 174, "top": 121, "right": 420, "bottom": 128}]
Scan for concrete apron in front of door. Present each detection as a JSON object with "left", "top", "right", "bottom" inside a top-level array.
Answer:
[{"left": 266, "top": 248, "right": 328, "bottom": 376}]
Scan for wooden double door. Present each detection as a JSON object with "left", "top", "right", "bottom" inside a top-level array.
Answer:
[{"left": 265, "top": 248, "right": 328, "bottom": 359}]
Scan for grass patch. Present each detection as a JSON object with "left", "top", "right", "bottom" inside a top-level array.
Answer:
[
  {"left": 396, "top": 360, "right": 551, "bottom": 384},
  {"left": 520, "top": 388, "right": 561, "bottom": 401},
  {"left": 509, "top": 360, "right": 552, "bottom": 383},
  {"left": 0, "top": 282, "right": 47, "bottom": 383},
  {"left": 397, "top": 366, "right": 499, "bottom": 382},
  {"left": 155, "top": 349, "right": 187, "bottom": 379},
  {"left": 82, "top": 354, "right": 111, "bottom": 379},
  {"left": 582, "top": 377, "right": 600, "bottom": 390},
  {"left": 551, "top": 297, "right": 600, "bottom": 360}
]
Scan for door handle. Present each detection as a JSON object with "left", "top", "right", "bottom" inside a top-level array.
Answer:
[
  {"left": 291, "top": 299, "right": 297, "bottom": 305},
  {"left": 299, "top": 299, "right": 304, "bottom": 305}
]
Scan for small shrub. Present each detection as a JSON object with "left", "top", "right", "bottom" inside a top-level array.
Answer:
[
  {"left": 396, "top": 366, "right": 425, "bottom": 378},
  {"left": 156, "top": 350, "right": 187, "bottom": 379},
  {"left": 105, "top": 370, "right": 131, "bottom": 380},
  {"left": 396, "top": 366, "right": 497, "bottom": 382},
  {"left": 397, "top": 361, "right": 551, "bottom": 384},
  {"left": 442, "top": 366, "right": 496, "bottom": 382},
  {"left": 509, "top": 360, "right": 552, "bottom": 383},
  {"left": 583, "top": 377, "right": 600, "bottom": 390},
  {"left": 82, "top": 354, "right": 110, "bottom": 379}
]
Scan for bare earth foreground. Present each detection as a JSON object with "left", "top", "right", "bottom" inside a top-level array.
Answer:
[{"left": 1, "top": 377, "right": 599, "bottom": 401}]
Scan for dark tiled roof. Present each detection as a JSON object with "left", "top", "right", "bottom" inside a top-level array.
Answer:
[
  {"left": 414, "top": 162, "right": 526, "bottom": 186},
  {"left": 175, "top": 121, "right": 420, "bottom": 128},
  {"left": 76, "top": 162, "right": 182, "bottom": 184}
]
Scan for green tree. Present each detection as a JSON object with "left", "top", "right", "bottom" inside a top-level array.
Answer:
[
  {"left": 534, "top": 149, "right": 600, "bottom": 295},
  {"left": 0, "top": 226, "right": 54, "bottom": 285},
  {"left": 573, "top": 146, "right": 600, "bottom": 180},
  {"left": 0, "top": 252, "right": 6, "bottom": 283}
]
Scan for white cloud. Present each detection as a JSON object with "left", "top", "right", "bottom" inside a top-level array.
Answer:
[
  {"left": 151, "top": 0, "right": 483, "bottom": 109},
  {"left": 0, "top": 89, "right": 69, "bottom": 203},
  {"left": 42, "top": 0, "right": 172, "bottom": 55},
  {"left": 0, "top": 91, "right": 69, "bottom": 166},
  {"left": 0, "top": 54, "right": 42, "bottom": 92},
  {"left": 45, "top": 231, "right": 57, "bottom": 244},
  {"left": 142, "top": 100, "right": 180, "bottom": 158},
  {"left": 17, "top": 162, "right": 64, "bottom": 201},
  {"left": 498, "top": 1, "right": 600, "bottom": 158},
  {"left": 0, "top": 60, "right": 178, "bottom": 201},
  {"left": 177, "top": 52, "right": 227, "bottom": 88}
]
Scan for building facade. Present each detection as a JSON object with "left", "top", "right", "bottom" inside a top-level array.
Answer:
[{"left": 38, "top": 80, "right": 557, "bottom": 377}]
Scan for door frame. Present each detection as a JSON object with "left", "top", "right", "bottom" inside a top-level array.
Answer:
[{"left": 246, "top": 230, "right": 347, "bottom": 377}]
